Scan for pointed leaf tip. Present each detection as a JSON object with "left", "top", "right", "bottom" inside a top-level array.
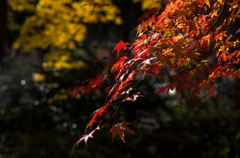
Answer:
[
  {"left": 204, "top": 0, "right": 210, "bottom": 7},
  {"left": 113, "top": 41, "right": 129, "bottom": 56},
  {"left": 74, "top": 126, "right": 100, "bottom": 147},
  {"left": 108, "top": 120, "right": 133, "bottom": 143}
]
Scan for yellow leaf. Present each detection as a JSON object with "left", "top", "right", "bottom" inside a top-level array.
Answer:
[{"left": 204, "top": 0, "right": 210, "bottom": 7}]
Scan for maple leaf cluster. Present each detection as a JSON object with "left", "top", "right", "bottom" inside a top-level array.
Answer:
[{"left": 73, "top": 0, "right": 240, "bottom": 146}]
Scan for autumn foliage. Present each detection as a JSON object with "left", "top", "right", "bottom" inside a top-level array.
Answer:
[{"left": 73, "top": 0, "right": 240, "bottom": 146}]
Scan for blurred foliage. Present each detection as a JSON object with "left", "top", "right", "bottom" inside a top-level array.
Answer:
[
  {"left": 8, "top": 0, "right": 122, "bottom": 51},
  {"left": 132, "top": 0, "right": 163, "bottom": 10},
  {"left": 1, "top": 0, "right": 240, "bottom": 158},
  {"left": 42, "top": 51, "right": 85, "bottom": 70}
]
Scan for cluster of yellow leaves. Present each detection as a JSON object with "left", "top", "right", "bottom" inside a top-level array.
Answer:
[
  {"left": 8, "top": 0, "right": 124, "bottom": 84},
  {"left": 8, "top": 0, "right": 36, "bottom": 12},
  {"left": 48, "top": 91, "right": 71, "bottom": 104},
  {"left": 7, "top": 11, "right": 21, "bottom": 30},
  {"left": 72, "top": 0, "right": 122, "bottom": 24},
  {"left": 132, "top": 0, "right": 163, "bottom": 10},
  {"left": 9, "top": 0, "right": 123, "bottom": 51},
  {"left": 32, "top": 50, "right": 85, "bottom": 83},
  {"left": 43, "top": 51, "right": 85, "bottom": 70},
  {"left": 48, "top": 88, "right": 72, "bottom": 103}
]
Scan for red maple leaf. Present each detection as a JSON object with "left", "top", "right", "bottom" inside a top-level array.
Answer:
[
  {"left": 121, "top": 87, "right": 134, "bottom": 95},
  {"left": 156, "top": 86, "right": 166, "bottom": 95},
  {"left": 113, "top": 41, "right": 129, "bottom": 56},
  {"left": 151, "top": 64, "right": 160, "bottom": 75},
  {"left": 111, "top": 56, "right": 128, "bottom": 73},
  {"left": 71, "top": 88, "right": 81, "bottom": 98},
  {"left": 106, "top": 84, "right": 114, "bottom": 97},
  {"left": 191, "top": 89, "right": 197, "bottom": 99},
  {"left": 125, "top": 71, "right": 136, "bottom": 83},
  {"left": 207, "top": 84, "right": 217, "bottom": 98},
  {"left": 122, "top": 92, "right": 144, "bottom": 102},
  {"left": 74, "top": 126, "right": 100, "bottom": 147},
  {"left": 90, "top": 73, "right": 104, "bottom": 88}
]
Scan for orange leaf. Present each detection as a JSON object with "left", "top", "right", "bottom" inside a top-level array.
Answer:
[
  {"left": 108, "top": 120, "right": 133, "bottom": 143},
  {"left": 204, "top": 0, "right": 210, "bottom": 8},
  {"left": 215, "top": 31, "right": 228, "bottom": 42},
  {"left": 231, "top": 69, "right": 240, "bottom": 79}
]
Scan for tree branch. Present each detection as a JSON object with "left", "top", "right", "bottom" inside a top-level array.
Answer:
[{"left": 188, "top": 0, "right": 227, "bottom": 44}]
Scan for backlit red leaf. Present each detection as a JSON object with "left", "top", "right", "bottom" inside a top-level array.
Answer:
[
  {"left": 113, "top": 41, "right": 129, "bottom": 56},
  {"left": 74, "top": 126, "right": 100, "bottom": 147},
  {"left": 122, "top": 92, "right": 144, "bottom": 102}
]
